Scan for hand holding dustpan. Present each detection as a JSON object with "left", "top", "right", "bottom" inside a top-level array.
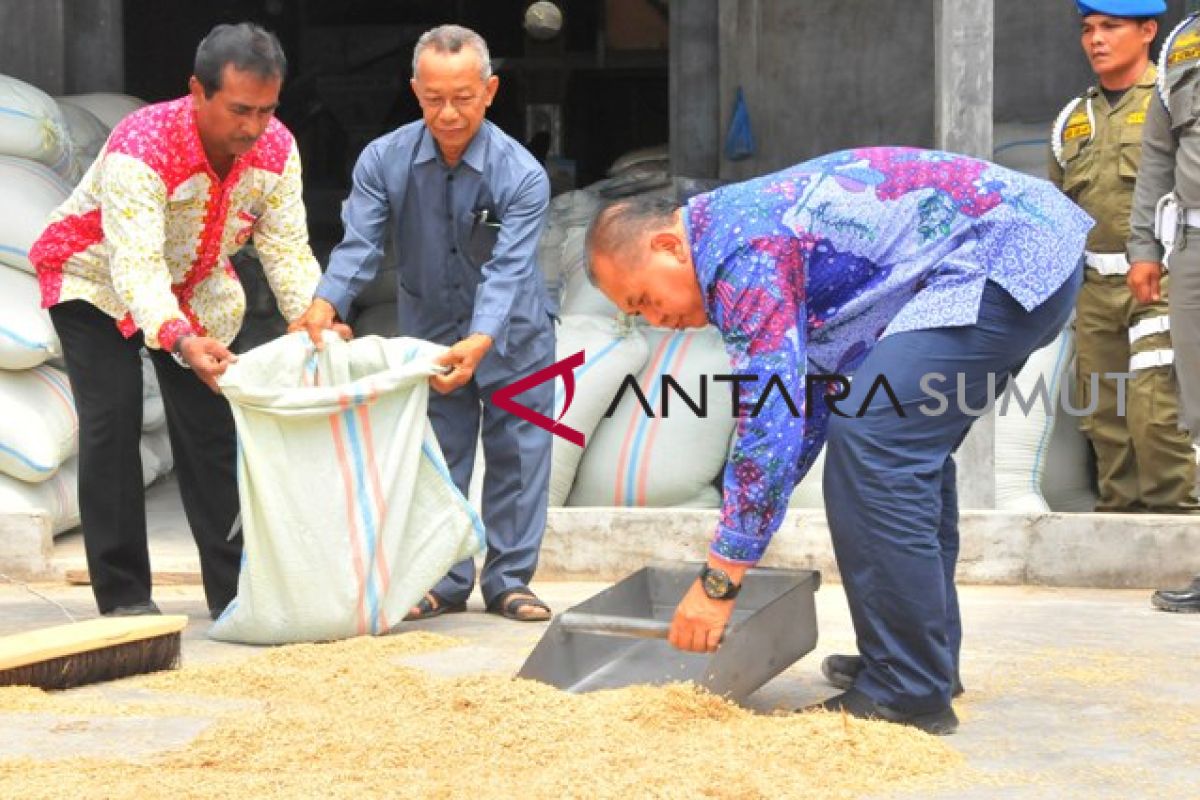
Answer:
[
  {"left": 555, "top": 562, "right": 744, "bottom": 652},
  {"left": 517, "top": 562, "right": 820, "bottom": 704},
  {"left": 665, "top": 562, "right": 746, "bottom": 653}
]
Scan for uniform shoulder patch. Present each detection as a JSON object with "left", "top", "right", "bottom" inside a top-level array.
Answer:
[
  {"left": 1167, "top": 27, "right": 1200, "bottom": 68},
  {"left": 1159, "top": 14, "right": 1200, "bottom": 111},
  {"left": 1052, "top": 95, "right": 1091, "bottom": 169}
]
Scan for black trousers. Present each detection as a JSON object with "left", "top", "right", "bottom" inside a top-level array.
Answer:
[{"left": 49, "top": 300, "right": 241, "bottom": 614}]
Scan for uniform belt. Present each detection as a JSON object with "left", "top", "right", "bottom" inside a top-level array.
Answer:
[{"left": 1084, "top": 251, "right": 1130, "bottom": 275}]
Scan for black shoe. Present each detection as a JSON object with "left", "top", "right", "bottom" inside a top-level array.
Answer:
[
  {"left": 1151, "top": 577, "right": 1200, "bottom": 613},
  {"left": 821, "top": 654, "right": 965, "bottom": 698},
  {"left": 806, "top": 688, "right": 959, "bottom": 735},
  {"left": 102, "top": 600, "right": 162, "bottom": 617}
]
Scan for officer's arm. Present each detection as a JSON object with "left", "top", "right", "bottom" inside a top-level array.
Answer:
[
  {"left": 1127, "top": 92, "right": 1176, "bottom": 303},
  {"left": 1128, "top": 93, "right": 1175, "bottom": 266}
]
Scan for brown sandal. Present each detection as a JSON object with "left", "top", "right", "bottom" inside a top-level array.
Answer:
[
  {"left": 487, "top": 588, "right": 551, "bottom": 622},
  {"left": 402, "top": 592, "right": 467, "bottom": 622}
]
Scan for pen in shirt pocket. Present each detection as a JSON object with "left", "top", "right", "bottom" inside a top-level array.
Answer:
[{"left": 474, "top": 208, "right": 502, "bottom": 229}]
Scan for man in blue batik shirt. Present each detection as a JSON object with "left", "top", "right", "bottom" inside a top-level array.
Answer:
[
  {"left": 586, "top": 147, "right": 1092, "bottom": 734},
  {"left": 294, "top": 25, "right": 557, "bottom": 622}
]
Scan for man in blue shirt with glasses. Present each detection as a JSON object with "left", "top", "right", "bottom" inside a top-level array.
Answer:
[{"left": 295, "top": 25, "right": 556, "bottom": 623}]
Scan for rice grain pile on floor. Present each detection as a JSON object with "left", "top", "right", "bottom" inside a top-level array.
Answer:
[{"left": 0, "top": 632, "right": 968, "bottom": 800}]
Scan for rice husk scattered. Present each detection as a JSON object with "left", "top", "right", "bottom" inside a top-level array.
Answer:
[{"left": 0, "top": 632, "right": 968, "bottom": 799}]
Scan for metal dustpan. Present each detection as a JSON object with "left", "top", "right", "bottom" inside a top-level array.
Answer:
[{"left": 517, "top": 562, "right": 820, "bottom": 704}]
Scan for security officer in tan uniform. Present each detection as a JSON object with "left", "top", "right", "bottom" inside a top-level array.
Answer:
[
  {"left": 1052, "top": 0, "right": 1198, "bottom": 516},
  {"left": 1129, "top": 3, "right": 1200, "bottom": 612}
]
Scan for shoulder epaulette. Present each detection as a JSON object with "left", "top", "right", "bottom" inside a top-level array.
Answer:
[
  {"left": 1158, "top": 13, "right": 1200, "bottom": 113},
  {"left": 1051, "top": 93, "right": 1092, "bottom": 169}
]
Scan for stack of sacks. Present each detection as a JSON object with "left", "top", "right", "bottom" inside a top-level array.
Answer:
[
  {"left": 786, "top": 324, "right": 1098, "bottom": 514},
  {"left": 0, "top": 74, "right": 81, "bottom": 183},
  {"left": 538, "top": 170, "right": 731, "bottom": 508},
  {"left": 538, "top": 189, "right": 603, "bottom": 313},
  {"left": 0, "top": 364, "right": 79, "bottom": 533},
  {"left": 548, "top": 315, "right": 649, "bottom": 505},
  {"left": 0, "top": 77, "right": 164, "bottom": 535},
  {"left": 0, "top": 75, "right": 80, "bottom": 534},
  {"left": 53, "top": 93, "right": 146, "bottom": 177},
  {"left": 0, "top": 347, "right": 173, "bottom": 536},
  {"left": 994, "top": 325, "right": 1097, "bottom": 512},
  {"left": 568, "top": 324, "right": 735, "bottom": 508},
  {"left": 53, "top": 92, "right": 145, "bottom": 132},
  {"left": 559, "top": 224, "right": 619, "bottom": 317},
  {"left": 138, "top": 353, "right": 174, "bottom": 488},
  {"left": 0, "top": 260, "right": 61, "bottom": 370},
  {"left": 53, "top": 100, "right": 109, "bottom": 175},
  {"left": 0, "top": 155, "right": 71, "bottom": 274}
]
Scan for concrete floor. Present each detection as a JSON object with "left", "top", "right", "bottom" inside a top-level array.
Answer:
[
  {"left": 1, "top": 578, "right": 1197, "bottom": 797},
  {"left": 3, "top": 478, "right": 1198, "bottom": 797}
]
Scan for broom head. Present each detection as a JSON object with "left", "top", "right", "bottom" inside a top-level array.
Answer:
[{"left": 0, "top": 615, "right": 188, "bottom": 690}]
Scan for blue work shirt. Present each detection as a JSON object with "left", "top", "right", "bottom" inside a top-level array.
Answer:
[
  {"left": 316, "top": 120, "right": 554, "bottom": 382},
  {"left": 688, "top": 147, "right": 1093, "bottom": 563}
]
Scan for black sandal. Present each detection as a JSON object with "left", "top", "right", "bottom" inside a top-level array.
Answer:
[
  {"left": 402, "top": 591, "right": 467, "bottom": 621},
  {"left": 487, "top": 587, "right": 551, "bottom": 622}
]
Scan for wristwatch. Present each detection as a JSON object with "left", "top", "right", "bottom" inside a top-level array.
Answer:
[
  {"left": 171, "top": 334, "right": 193, "bottom": 369},
  {"left": 699, "top": 565, "right": 741, "bottom": 600}
]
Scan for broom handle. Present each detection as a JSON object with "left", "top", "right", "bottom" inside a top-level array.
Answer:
[{"left": 556, "top": 612, "right": 670, "bottom": 639}]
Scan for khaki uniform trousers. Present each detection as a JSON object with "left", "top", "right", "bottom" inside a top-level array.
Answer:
[{"left": 1074, "top": 269, "right": 1198, "bottom": 511}]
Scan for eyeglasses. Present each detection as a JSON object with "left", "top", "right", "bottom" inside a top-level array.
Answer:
[{"left": 418, "top": 95, "right": 481, "bottom": 112}]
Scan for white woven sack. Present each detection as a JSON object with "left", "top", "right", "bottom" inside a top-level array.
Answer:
[
  {"left": 53, "top": 92, "right": 145, "bottom": 131},
  {"left": 549, "top": 315, "right": 649, "bottom": 506},
  {"left": 138, "top": 426, "right": 174, "bottom": 487},
  {"left": 210, "top": 331, "right": 484, "bottom": 645},
  {"left": 141, "top": 353, "right": 166, "bottom": 432},
  {"left": 538, "top": 189, "right": 602, "bottom": 303},
  {"left": 0, "top": 75, "right": 78, "bottom": 181},
  {"left": 994, "top": 324, "right": 1095, "bottom": 512},
  {"left": 0, "top": 364, "right": 76, "bottom": 482},
  {"left": 142, "top": 426, "right": 173, "bottom": 476},
  {"left": 0, "top": 265, "right": 59, "bottom": 369},
  {"left": 139, "top": 439, "right": 160, "bottom": 488},
  {"left": 0, "top": 155, "right": 72, "bottom": 273},
  {"left": 559, "top": 227, "right": 621, "bottom": 317},
  {"left": 568, "top": 324, "right": 733, "bottom": 508},
  {"left": 0, "top": 455, "right": 79, "bottom": 534},
  {"left": 54, "top": 99, "right": 109, "bottom": 173}
]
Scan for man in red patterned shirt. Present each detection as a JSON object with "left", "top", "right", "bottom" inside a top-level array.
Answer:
[{"left": 29, "top": 23, "right": 322, "bottom": 617}]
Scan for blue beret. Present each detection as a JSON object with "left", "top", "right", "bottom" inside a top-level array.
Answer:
[{"left": 1076, "top": 0, "right": 1166, "bottom": 16}]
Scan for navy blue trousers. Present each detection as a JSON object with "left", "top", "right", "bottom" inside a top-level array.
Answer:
[
  {"left": 822, "top": 271, "right": 1081, "bottom": 714},
  {"left": 427, "top": 351, "right": 554, "bottom": 606}
]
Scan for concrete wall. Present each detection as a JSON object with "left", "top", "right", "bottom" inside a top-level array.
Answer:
[
  {"left": 0, "top": 0, "right": 67, "bottom": 93},
  {"left": 63, "top": 0, "right": 124, "bottom": 94},
  {"left": 995, "top": 0, "right": 1191, "bottom": 123},
  {"left": 716, "top": 0, "right": 935, "bottom": 182},
  {"left": 538, "top": 508, "right": 1200, "bottom": 589},
  {"left": 0, "top": 0, "right": 123, "bottom": 94},
  {"left": 669, "top": 0, "right": 719, "bottom": 179},
  {"left": 670, "top": 0, "right": 1196, "bottom": 178}
]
